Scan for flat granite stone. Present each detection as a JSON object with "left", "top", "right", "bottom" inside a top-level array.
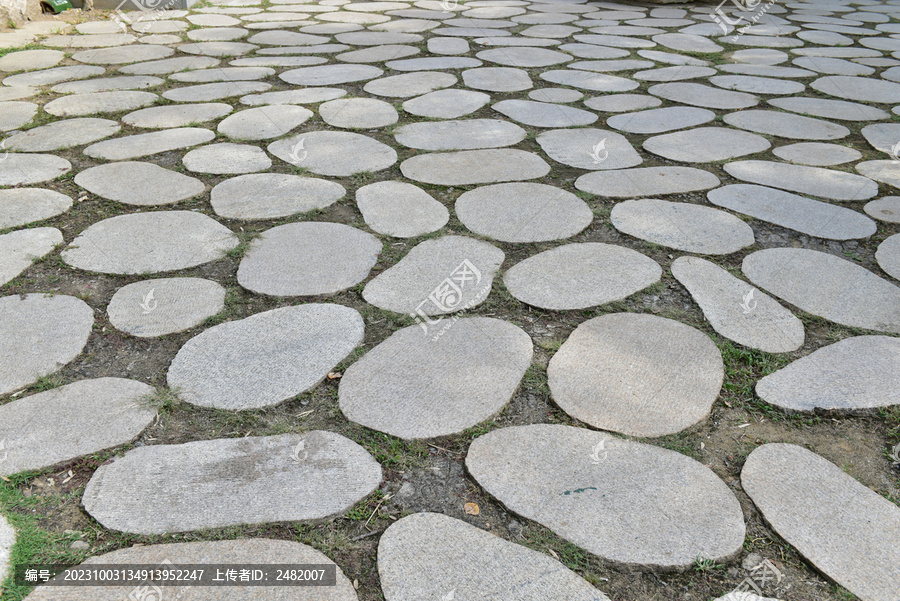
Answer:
[
  {"left": 575, "top": 166, "right": 719, "bottom": 198},
  {"left": 212, "top": 173, "right": 344, "bottom": 220},
  {"left": 363, "top": 71, "right": 457, "bottom": 97},
  {"left": 108, "top": 278, "right": 225, "bottom": 338},
  {"left": 0, "top": 378, "right": 156, "bottom": 477},
  {"left": 82, "top": 431, "right": 381, "bottom": 534},
  {"left": 767, "top": 96, "right": 890, "bottom": 122},
  {"left": 467, "top": 424, "right": 745, "bottom": 569},
  {"left": 119, "top": 56, "right": 220, "bottom": 75},
  {"left": 187, "top": 27, "right": 249, "bottom": 43},
  {"left": 0, "top": 188, "right": 71, "bottom": 229},
  {"left": 379, "top": 512, "right": 610, "bottom": 601},
  {"left": 280, "top": 63, "right": 382, "bottom": 86},
  {"left": 0, "top": 86, "right": 37, "bottom": 101},
  {"left": 0, "top": 153, "right": 71, "bottom": 186},
  {"left": 217, "top": 105, "right": 312, "bottom": 139},
  {"left": 71, "top": 45, "right": 173, "bottom": 65},
  {"left": 0, "top": 101, "right": 35, "bottom": 131},
  {"left": 3, "top": 117, "right": 119, "bottom": 151},
  {"left": 0, "top": 48, "right": 64, "bottom": 72},
  {"left": 50, "top": 76, "right": 163, "bottom": 94},
  {"left": 318, "top": 97, "right": 398, "bottom": 129},
  {"left": 402, "top": 88, "right": 490, "bottom": 118},
  {"left": 43, "top": 91, "right": 158, "bottom": 117},
  {"left": 865, "top": 196, "right": 900, "bottom": 223},
  {"left": 356, "top": 181, "right": 448, "bottom": 238},
  {"left": 742, "top": 444, "right": 900, "bottom": 601},
  {"left": 269, "top": 131, "right": 397, "bottom": 176},
  {"left": 811, "top": 75, "right": 900, "bottom": 103},
  {"left": 75, "top": 162, "right": 205, "bottom": 206},
  {"left": 183, "top": 142, "right": 272, "bottom": 174},
  {"left": 336, "top": 44, "right": 420, "bottom": 63},
  {"left": 3, "top": 65, "right": 105, "bottom": 87},
  {"left": 708, "top": 184, "right": 876, "bottom": 241},
  {"left": 793, "top": 56, "right": 874, "bottom": 76},
  {"left": 362, "top": 235, "right": 503, "bottom": 315},
  {"left": 0, "top": 515, "right": 11, "bottom": 590},
  {"left": 491, "top": 99, "right": 597, "bottom": 127},
  {"left": 0, "top": 227, "right": 62, "bottom": 287},
  {"left": 62, "top": 211, "right": 237, "bottom": 275},
  {"left": 724, "top": 161, "right": 878, "bottom": 201},
  {"left": 401, "top": 149, "right": 549, "bottom": 185},
  {"left": 167, "top": 305, "right": 364, "bottom": 410},
  {"left": 672, "top": 256, "right": 804, "bottom": 353},
  {"left": 606, "top": 106, "right": 714, "bottom": 134},
  {"left": 860, "top": 123, "right": 900, "bottom": 155},
  {"left": 476, "top": 47, "right": 572, "bottom": 67},
  {"left": 856, "top": 160, "right": 900, "bottom": 190},
  {"left": 340, "top": 317, "right": 531, "bottom": 439},
  {"left": 633, "top": 65, "right": 717, "bottom": 82},
  {"left": 529, "top": 87, "right": 584, "bottom": 103},
  {"left": 540, "top": 69, "right": 638, "bottom": 92},
  {"left": 643, "top": 127, "right": 770, "bottom": 163},
  {"left": 723, "top": 110, "right": 850, "bottom": 141},
  {"left": 238, "top": 223, "right": 380, "bottom": 297},
  {"left": 742, "top": 248, "right": 900, "bottom": 334},
  {"left": 240, "top": 88, "right": 346, "bottom": 106},
  {"left": 0, "top": 294, "right": 93, "bottom": 396},
  {"left": 877, "top": 233, "right": 900, "bottom": 281},
  {"left": 583, "top": 93, "right": 661, "bottom": 112},
  {"left": 648, "top": 82, "right": 758, "bottom": 109},
  {"left": 169, "top": 66, "right": 272, "bottom": 83},
  {"left": 395, "top": 119, "right": 525, "bottom": 150},
  {"left": 177, "top": 42, "right": 259, "bottom": 57},
  {"left": 461, "top": 66, "right": 532, "bottom": 92},
  {"left": 163, "top": 81, "right": 271, "bottom": 102},
  {"left": 561, "top": 43, "right": 631, "bottom": 60},
  {"left": 122, "top": 103, "right": 233, "bottom": 128},
  {"left": 504, "top": 243, "right": 661, "bottom": 310},
  {"left": 772, "top": 142, "right": 862, "bottom": 166},
  {"left": 84, "top": 128, "right": 215, "bottom": 161},
  {"left": 535, "top": 127, "right": 641, "bottom": 171},
  {"left": 708, "top": 75, "right": 805, "bottom": 95}
]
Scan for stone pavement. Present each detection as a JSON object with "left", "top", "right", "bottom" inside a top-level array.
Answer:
[{"left": 1, "top": 0, "right": 899, "bottom": 599}]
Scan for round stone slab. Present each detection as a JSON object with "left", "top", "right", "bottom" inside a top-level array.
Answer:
[
  {"left": 356, "top": 181, "right": 448, "bottom": 238},
  {"left": 643, "top": 127, "right": 770, "bottom": 163},
  {"left": 466, "top": 424, "right": 745, "bottom": 569},
  {"left": 0, "top": 101, "right": 36, "bottom": 131},
  {"left": 0, "top": 48, "right": 64, "bottom": 72},
  {"left": 107, "top": 278, "right": 226, "bottom": 338},
  {"left": 0, "top": 294, "right": 94, "bottom": 396},
  {"left": 0, "top": 188, "right": 72, "bottom": 229},
  {"left": 476, "top": 46, "right": 572, "bottom": 67},
  {"left": 217, "top": 104, "right": 312, "bottom": 140},
  {"left": 535, "top": 128, "right": 642, "bottom": 170},
  {"left": 364, "top": 71, "right": 457, "bottom": 97},
  {"left": 62, "top": 211, "right": 238, "bottom": 275},
  {"left": 75, "top": 162, "right": 205, "bottom": 206},
  {"left": 319, "top": 97, "right": 398, "bottom": 129},
  {"left": 362, "top": 235, "right": 503, "bottom": 315},
  {"left": 82, "top": 431, "right": 381, "bottom": 534},
  {"left": 724, "top": 161, "right": 878, "bottom": 202},
  {"left": 394, "top": 118, "right": 525, "bottom": 150},
  {"left": 0, "top": 153, "right": 71, "bottom": 186},
  {"left": 576, "top": 167, "right": 720, "bottom": 198},
  {"left": 455, "top": 183, "right": 592, "bottom": 243},
  {"left": 811, "top": 75, "right": 900, "bottom": 103},
  {"left": 0, "top": 227, "right": 62, "bottom": 287},
  {"left": 877, "top": 233, "right": 900, "bottom": 280},
  {"left": 865, "top": 197, "right": 900, "bottom": 224},
  {"left": 742, "top": 248, "right": 900, "bottom": 334},
  {"left": 742, "top": 444, "right": 900, "bottom": 601},
  {"left": 22, "top": 539, "right": 358, "bottom": 601},
  {"left": 379, "top": 513, "right": 611, "bottom": 601},
  {"left": 168, "top": 304, "right": 364, "bottom": 410},
  {"left": 612, "top": 199, "right": 754, "bottom": 255},
  {"left": 237, "top": 223, "right": 380, "bottom": 297},
  {"left": 211, "top": 173, "right": 344, "bottom": 220},
  {"left": 0, "top": 378, "right": 156, "bottom": 477},
  {"left": 3, "top": 117, "right": 120, "bottom": 151},
  {"left": 671, "top": 256, "right": 804, "bottom": 354},
  {"left": 723, "top": 109, "right": 850, "bottom": 141},
  {"left": 339, "top": 317, "right": 532, "bottom": 440},
  {"left": 268, "top": 131, "right": 397, "bottom": 176},
  {"left": 504, "top": 243, "right": 661, "bottom": 311},
  {"left": 182, "top": 142, "right": 272, "bottom": 174},
  {"left": 462, "top": 67, "right": 532, "bottom": 92},
  {"left": 400, "top": 149, "right": 549, "bottom": 185}
]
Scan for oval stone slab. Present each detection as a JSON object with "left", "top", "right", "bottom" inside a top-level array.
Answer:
[
  {"left": 83, "top": 128, "right": 216, "bottom": 161},
  {"left": 0, "top": 153, "right": 71, "bottom": 186},
  {"left": 43, "top": 91, "right": 158, "bottom": 117},
  {"left": 742, "top": 444, "right": 900, "bottom": 601},
  {"left": 356, "top": 181, "right": 448, "bottom": 238},
  {"left": 0, "top": 188, "right": 72, "bottom": 229},
  {"left": 217, "top": 104, "right": 312, "bottom": 140},
  {"left": 211, "top": 173, "right": 345, "bottom": 220},
  {"left": 0, "top": 294, "right": 94, "bottom": 396},
  {"left": 238, "top": 223, "right": 381, "bottom": 297},
  {"left": 864, "top": 197, "right": 900, "bottom": 224},
  {"left": 535, "top": 128, "right": 642, "bottom": 170},
  {"left": 467, "top": 424, "right": 745, "bottom": 569},
  {"left": 611, "top": 199, "right": 754, "bottom": 255},
  {"left": 723, "top": 109, "right": 850, "bottom": 141},
  {"left": 0, "top": 378, "right": 156, "bottom": 477},
  {"left": 107, "top": 278, "right": 226, "bottom": 338},
  {"left": 167, "top": 304, "right": 364, "bottom": 410},
  {"left": 549, "top": 313, "right": 723, "bottom": 437},
  {"left": 876, "top": 233, "right": 900, "bottom": 281},
  {"left": 743, "top": 248, "right": 900, "bottom": 334},
  {"left": 339, "top": 318, "right": 532, "bottom": 440},
  {"left": 400, "top": 149, "right": 550, "bottom": 185},
  {"left": 82, "top": 432, "right": 381, "bottom": 534},
  {"left": 62, "top": 211, "right": 238, "bottom": 275},
  {"left": 3, "top": 117, "right": 120, "bottom": 151},
  {"left": 504, "top": 243, "right": 661, "bottom": 311},
  {"left": 724, "top": 160, "right": 878, "bottom": 201},
  {"left": 0, "top": 515, "right": 11, "bottom": 590},
  {"left": 643, "top": 127, "right": 770, "bottom": 163},
  {"left": 576, "top": 167, "right": 720, "bottom": 198},
  {"left": 0, "top": 227, "right": 63, "bottom": 287},
  {"left": 672, "top": 256, "right": 804, "bottom": 354},
  {"left": 75, "top": 162, "right": 205, "bottom": 206},
  {"left": 394, "top": 118, "right": 525, "bottom": 150},
  {"left": 268, "top": 131, "right": 397, "bottom": 176},
  {"left": 379, "top": 513, "right": 611, "bottom": 601}
]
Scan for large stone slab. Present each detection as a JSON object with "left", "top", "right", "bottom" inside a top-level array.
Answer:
[
  {"left": 742, "top": 248, "right": 900, "bottom": 334},
  {"left": 877, "top": 233, "right": 900, "bottom": 281},
  {"left": 75, "top": 162, "right": 205, "bottom": 206},
  {"left": 119, "top": 56, "right": 219, "bottom": 75},
  {"left": 0, "top": 153, "right": 71, "bottom": 186},
  {"left": 43, "top": 91, "right": 158, "bottom": 117},
  {"left": 724, "top": 161, "right": 878, "bottom": 201},
  {"left": 107, "top": 278, "right": 226, "bottom": 338},
  {"left": 606, "top": 106, "right": 714, "bottom": 134},
  {"left": 0, "top": 227, "right": 62, "bottom": 287},
  {"left": 82, "top": 432, "right": 381, "bottom": 534},
  {"left": 3, "top": 117, "right": 120, "bottom": 151},
  {"left": 340, "top": 317, "right": 531, "bottom": 439},
  {"left": 461, "top": 66, "right": 532, "bottom": 92},
  {"left": 319, "top": 97, "right": 398, "bottom": 129},
  {"left": 0, "top": 188, "right": 72, "bottom": 229},
  {"left": 575, "top": 166, "right": 719, "bottom": 198},
  {"left": 163, "top": 81, "right": 271, "bottom": 102},
  {"left": 643, "top": 127, "right": 770, "bottom": 163},
  {"left": 476, "top": 46, "right": 572, "bottom": 67},
  {"left": 865, "top": 197, "right": 900, "bottom": 224},
  {"left": 0, "top": 101, "right": 35, "bottom": 131},
  {"left": 492, "top": 99, "right": 598, "bottom": 127},
  {"left": 0, "top": 515, "right": 11, "bottom": 591},
  {"left": 84, "top": 128, "right": 216, "bottom": 161},
  {"left": 648, "top": 82, "right": 758, "bottom": 109},
  {"left": 772, "top": 142, "right": 861, "bottom": 167},
  {"left": 767, "top": 96, "right": 890, "bottom": 122},
  {"left": 535, "top": 128, "right": 642, "bottom": 170},
  {"left": 0, "top": 378, "right": 156, "bottom": 477},
  {"left": 394, "top": 119, "right": 525, "bottom": 150},
  {"left": 467, "top": 424, "right": 745, "bottom": 569},
  {"left": 379, "top": 513, "right": 611, "bottom": 601},
  {"left": 3, "top": 65, "right": 105, "bottom": 87},
  {"left": 400, "top": 149, "right": 549, "bottom": 185},
  {"left": 182, "top": 142, "right": 272, "bottom": 175},
  {"left": 539, "top": 70, "right": 639, "bottom": 92},
  {"left": 363, "top": 71, "right": 457, "bottom": 97},
  {"left": 71, "top": 45, "right": 173, "bottom": 65},
  {"left": 280, "top": 63, "right": 382, "bottom": 86},
  {"left": 811, "top": 75, "right": 900, "bottom": 103},
  {"left": 0, "top": 48, "right": 64, "bottom": 72},
  {"left": 724, "top": 109, "right": 849, "bottom": 141},
  {"left": 742, "top": 444, "right": 900, "bottom": 601},
  {"left": 217, "top": 104, "right": 312, "bottom": 140},
  {"left": 211, "top": 174, "right": 344, "bottom": 220},
  {"left": 122, "top": 103, "right": 233, "bottom": 128},
  {"left": 401, "top": 88, "right": 490, "bottom": 118},
  {"left": 0, "top": 294, "right": 94, "bottom": 396},
  {"left": 356, "top": 181, "right": 448, "bottom": 238},
  {"left": 268, "top": 131, "right": 397, "bottom": 176}
]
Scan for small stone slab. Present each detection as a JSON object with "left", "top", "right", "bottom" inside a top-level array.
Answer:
[
  {"left": 178, "top": 42, "right": 259, "bottom": 57},
  {"left": 122, "top": 103, "right": 233, "bottom": 128},
  {"left": 724, "top": 160, "right": 878, "bottom": 201},
  {"left": 71, "top": 45, "right": 173, "bottom": 65},
  {"left": 504, "top": 243, "right": 661, "bottom": 311},
  {"left": 742, "top": 444, "right": 900, "bottom": 601},
  {"left": 168, "top": 305, "right": 364, "bottom": 410},
  {"left": 0, "top": 86, "right": 37, "bottom": 101},
  {"left": 742, "top": 248, "right": 900, "bottom": 334},
  {"left": 461, "top": 66, "right": 532, "bottom": 92},
  {"left": 336, "top": 44, "right": 420, "bottom": 63},
  {"left": 318, "top": 97, "right": 398, "bottom": 129},
  {"left": 492, "top": 99, "right": 597, "bottom": 127},
  {"left": 772, "top": 142, "right": 861, "bottom": 166},
  {"left": 539, "top": 69, "right": 638, "bottom": 93},
  {"left": 400, "top": 149, "right": 549, "bottom": 185},
  {"left": 269, "top": 131, "right": 397, "bottom": 176},
  {"left": 43, "top": 91, "right": 158, "bottom": 117},
  {"left": 0, "top": 188, "right": 72, "bottom": 229},
  {"left": 340, "top": 317, "right": 531, "bottom": 439},
  {"left": 708, "top": 184, "right": 876, "bottom": 241},
  {"left": 0, "top": 515, "right": 11, "bottom": 590},
  {"left": 238, "top": 223, "right": 380, "bottom": 297},
  {"left": 169, "top": 66, "right": 272, "bottom": 83},
  {"left": 0, "top": 227, "right": 62, "bottom": 287},
  {"left": 529, "top": 87, "right": 583, "bottom": 103},
  {"left": 3, "top": 65, "right": 105, "bottom": 87},
  {"left": 395, "top": 119, "right": 525, "bottom": 150},
  {"left": 163, "top": 81, "right": 271, "bottom": 102},
  {"left": 476, "top": 47, "right": 572, "bottom": 67},
  {"left": 84, "top": 128, "right": 216, "bottom": 161},
  {"left": 865, "top": 197, "right": 900, "bottom": 223},
  {"left": 356, "top": 181, "right": 448, "bottom": 238},
  {"left": 0, "top": 378, "right": 156, "bottom": 477},
  {"left": 82, "top": 431, "right": 380, "bottom": 534},
  {"left": 767, "top": 96, "right": 889, "bottom": 122},
  {"left": 606, "top": 106, "right": 714, "bottom": 134},
  {"left": 0, "top": 48, "right": 64, "bottom": 72},
  {"left": 723, "top": 110, "right": 850, "bottom": 141},
  {"left": 672, "top": 256, "right": 804, "bottom": 354},
  {"left": 240, "top": 88, "right": 346, "bottom": 106},
  {"left": 0, "top": 153, "right": 71, "bottom": 186},
  {"left": 0, "top": 101, "right": 35, "bottom": 131},
  {"left": 709, "top": 75, "right": 804, "bottom": 95},
  {"left": 811, "top": 75, "right": 900, "bottom": 103},
  {"left": 280, "top": 63, "right": 382, "bottom": 86},
  {"left": 402, "top": 88, "right": 489, "bottom": 118},
  {"left": 51, "top": 76, "right": 163, "bottom": 94},
  {"left": 363, "top": 71, "right": 456, "bottom": 97},
  {"left": 877, "top": 233, "right": 900, "bottom": 281},
  {"left": 0, "top": 294, "right": 93, "bottom": 396},
  {"left": 466, "top": 424, "right": 745, "bottom": 568},
  {"left": 62, "top": 211, "right": 237, "bottom": 275},
  {"left": 183, "top": 142, "right": 271, "bottom": 174},
  {"left": 648, "top": 82, "right": 758, "bottom": 109},
  {"left": 575, "top": 166, "right": 719, "bottom": 198},
  {"left": 3, "top": 117, "right": 119, "bottom": 151},
  {"left": 211, "top": 174, "right": 344, "bottom": 220},
  {"left": 108, "top": 277, "right": 225, "bottom": 338},
  {"left": 532, "top": 132, "right": 634, "bottom": 174},
  {"left": 856, "top": 160, "right": 900, "bottom": 190},
  {"left": 583, "top": 93, "right": 661, "bottom": 112},
  {"left": 216, "top": 105, "right": 311, "bottom": 140},
  {"left": 119, "top": 56, "right": 219, "bottom": 75},
  {"left": 362, "top": 235, "right": 503, "bottom": 315},
  {"left": 75, "top": 162, "right": 205, "bottom": 206},
  {"left": 644, "top": 127, "right": 770, "bottom": 163}
]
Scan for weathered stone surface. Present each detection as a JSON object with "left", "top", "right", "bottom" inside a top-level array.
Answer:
[
  {"left": 240, "top": 88, "right": 346, "bottom": 106},
  {"left": 492, "top": 99, "right": 597, "bottom": 127},
  {"left": 84, "top": 128, "right": 216, "bottom": 161},
  {"left": 107, "top": 278, "right": 226, "bottom": 338},
  {"left": 182, "top": 142, "right": 272, "bottom": 174},
  {"left": 363, "top": 71, "right": 456, "bottom": 97},
  {"left": 0, "top": 378, "right": 156, "bottom": 477},
  {"left": 163, "top": 81, "right": 271, "bottom": 102},
  {"left": 865, "top": 197, "right": 900, "bottom": 223},
  {"left": 269, "top": 131, "right": 397, "bottom": 176},
  {"left": 0, "top": 188, "right": 71, "bottom": 229},
  {"left": 356, "top": 181, "right": 448, "bottom": 238},
  {"left": 856, "top": 160, "right": 900, "bottom": 190},
  {"left": 540, "top": 69, "right": 638, "bottom": 92},
  {"left": 772, "top": 142, "right": 861, "bottom": 166},
  {"left": 606, "top": 106, "right": 714, "bottom": 134},
  {"left": 169, "top": 66, "right": 272, "bottom": 83},
  {"left": 476, "top": 46, "right": 572, "bottom": 67},
  {"left": 0, "top": 227, "right": 62, "bottom": 287},
  {"left": 742, "top": 444, "right": 900, "bottom": 601},
  {"left": 0, "top": 48, "right": 64, "bottom": 72},
  {"left": 529, "top": 87, "right": 583, "bottom": 103},
  {"left": 0, "top": 515, "right": 11, "bottom": 591},
  {"left": 4, "top": 117, "right": 119, "bottom": 151},
  {"left": 767, "top": 96, "right": 889, "bottom": 122},
  {"left": 583, "top": 93, "right": 661, "bottom": 112},
  {"left": 119, "top": 56, "right": 220, "bottom": 75},
  {"left": 535, "top": 128, "right": 642, "bottom": 170},
  {"left": 3, "top": 65, "right": 105, "bottom": 87},
  {"left": 178, "top": 41, "right": 259, "bottom": 57},
  {"left": 724, "top": 161, "right": 878, "bottom": 201},
  {"left": 709, "top": 75, "right": 804, "bottom": 95},
  {"left": 336, "top": 44, "right": 419, "bottom": 63},
  {"left": 82, "top": 431, "right": 381, "bottom": 534},
  {"left": 648, "top": 82, "right": 758, "bottom": 109},
  {"left": 43, "top": 91, "right": 158, "bottom": 117},
  {"left": 122, "top": 103, "right": 233, "bottom": 128},
  {"left": 811, "top": 75, "right": 900, "bottom": 103},
  {"left": 395, "top": 118, "right": 525, "bottom": 150},
  {"left": 75, "top": 162, "right": 205, "bottom": 206},
  {"left": 217, "top": 105, "right": 312, "bottom": 140},
  {"left": 400, "top": 149, "right": 549, "bottom": 185},
  {"left": 340, "top": 317, "right": 531, "bottom": 439},
  {"left": 71, "top": 45, "right": 173, "bottom": 65},
  {"left": 0, "top": 153, "right": 71, "bottom": 186},
  {"left": 467, "top": 424, "right": 745, "bottom": 569},
  {"left": 280, "top": 63, "right": 382, "bottom": 86},
  {"left": 644, "top": 127, "right": 770, "bottom": 163},
  {"left": 461, "top": 66, "right": 532, "bottom": 92},
  {"left": 211, "top": 174, "right": 344, "bottom": 220},
  {"left": 723, "top": 110, "right": 850, "bottom": 141},
  {"left": 0, "top": 100, "right": 35, "bottom": 131},
  {"left": 319, "top": 97, "right": 398, "bottom": 129},
  {"left": 575, "top": 167, "right": 719, "bottom": 198},
  {"left": 401, "top": 88, "right": 489, "bottom": 118},
  {"left": 876, "top": 233, "right": 900, "bottom": 281}
]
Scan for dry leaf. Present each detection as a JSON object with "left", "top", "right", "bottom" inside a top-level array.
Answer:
[
  {"left": 352, "top": 579, "right": 359, "bottom": 590},
  {"left": 464, "top": 502, "right": 479, "bottom": 516},
  {"left": 327, "top": 372, "right": 342, "bottom": 380},
  {"left": 547, "top": 547, "right": 559, "bottom": 560}
]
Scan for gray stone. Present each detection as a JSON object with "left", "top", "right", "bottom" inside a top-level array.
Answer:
[
  {"left": 318, "top": 97, "right": 398, "bottom": 129},
  {"left": 120, "top": 56, "right": 220, "bottom": 75},
  {"left": 362, "top": 235, "right": 502, "bottom": 315},
  {"left": 723, "top": 110, "right": 849, "bottom": 141},
  {"left": 742, "top": 444, "right": 900, "bottom": 601},
  {"left": 535, "top": 128, "right": 641, "bottom": 170},
  {"left": 877, "top": 233, "right": 900, "bottom": 281},
  {"left": 0, "top": 153, "right": 71, "bottom": 186},
  {"left": 648, "top": 82, "right": 758, "bottom": 109},
  {"left": 528, "top": 87, "right": 583, "bottom": 103},
  {"left": 0, "top": 48, "right": 64, "bottom": 72},
  {"left": 230, "top": 56, "right": 328, "bottom": 67},
  {"left": 43, "top": 91, "right": 158, "bottom": 117},
  {"left": 163, "top": 81, "right": 271, "bottom": 102},
  {"left": 0, "top": 101, "right": 35, "bottom": 131},
  {"left": 561, "top": 43, "right": 630, "bottom": 60},
  {"left": 767, "top": 96, "right": 890, "bottom": 121},
  {"left": 182, "top": 142, "right": 271, "bottom": 175},
  {"left": 793, "top": 56, "right": 874, "bottom": 76},
  {"left": 742, "top": 248, "right": 900, "bottom": 334},
  {"left": 583, "top": 93, "right": 661, "bottom": 112},
  {"left": 356, "top": 181, "right": 448, "bottom": 238},
  {"left": 461, "top": 66, "right": 532, "bottom": 92},
  {"left": 575, "top": 166, "right": 719, "bottom": 198},
  {"left": 0, "top": 86, "right": 37, "bottom": 101},
  {"left": 539, "top": 69, "right": 638, "bottom": 92},
  {"left": 573, "top": 33, "right": 654, "bottom": 48},
  {"left": 217, "top": 105, "right": 312, "bottom": 140},
  {"left": 3, "top": 65, "right": 105, "bottom": 87},
  {"left": 709, "top": 75, "right": 805, "bottom": 95},
  {"left": 730, "top": 48, "right": 788, "bottom": 65},
  {"left": 504, "top": 243, "right": 661, "bottom": 311},
  {"left": 122, "top": 103, "right": 232, "bottom": 130},
  {"left": 865, "top": 197, "right": 900, "bottom": 223},
  {"left": 644, "top": 127, "right": 770, "bottom": 163},
  {"left": 724, "top": 160, "right": 878, "bottom": 201},
  {"left": 671, "top": 256, "right": 804, "bottom": 354},
  {"left": 364, "top": 71, "right": 457, "bottom": 97},
  {"left": 238, "top": 223, "right": 380, "bottom": 297},
  {"left": 718, "top": 64, "right": 815, "bottom": 78},
  {"left": 492, "top": 99, "right": 597, "bottom": 127},
  {"left": 336, "top": 31, "right": 423, "bottom": 45},
  {"left": 0, "top": 515, "right": 11, "bottom": 590},
  {"left": 169, "top": 66, "right": 273, "bottom": 83},
  {"left": 466, "top": 424, "right": 745, "bottom": 569},
  {"left": 427, "top": 36, "right": 469, "bottom": 54},
  {"left": 632, "top": 65, "right": 717, "bottom": 82},
  {"left": 606, "top": 106, "right": 714, "bottom": 134},
  {"left": 476, "top": 46, "right": 572, "bottom": 67},
  {"left": 107, "top": 277, "right": 225, "bottom": 338},
  {"left": 211, "top": 174, "right": 344, "bottom": 220},
  {"left": 860, "top": 123, "right": 900, "bottom": 155},
  {"left": 772, "top": 142, "right": 861, "bottom": 166},
  {"left": 336, "top": 44, "right": 420, "bottom": 63},
  {"left": 168, "top": 305, "right": 364, "bottom": 410},
  {"left": 3, "top": 117, "right": 118, "bottom": 152},
  {"left": 395, "top": 119, "right": 524, "bottom": 151},
  {"left": 0, "top": 188, "right": 71, "bottom": 229},
  {"left": 0, "top": 378, "right": 156, "bottom": 477},
  {"left": 0, "top": 227, "right": 62, "bottom": 287},
  {"left": 62, "top": 211, "right": 237, "bottom": 275},
  {"left": 811, "top": 75, "right": 900, "bottom": 103},
  {"left": 240, "top": 88, "right": 346, "bottom": 106},
  {"left": 50, "top": 76, "right": 163, "bottom": 94},
  {"left": 84, "top": 128, "right": 216, "bottom": 161},
  {"left": 247, "top": 30, "right": 330, "bottom": 45},
  {"left": 75, "top": 162, "right": 205, "bottom": 206},
  {"left": 187, "top": 13, "right": 242, "bottom": 26},
  {"left": 386, "top": 56, "right": 482, "bottom": 71},
  {"left": 268, "top": 131, "right": 397, "bottom": 176},
  {"left": 0, "top": 294, "right": 93, "bottom": 396},
  {"left": 187, "top": 27, "right": 249, "bottom": 42},
  {"left": 71, "top": 45, "right": 173, "bottom": 65},
  {"left": 177, "top": 42, "right": 259, "bottom": 57},
  {"left": 280, "top": 63, "right": 382, "bottom": 86},
  {"left": 400, "top": 149, "right": 550, "bottom": 185},
  {"left": 340, "top": 317, "right": 531, "bottom": 439},
  {"left": 856, "top": 160, "right": 900, "bottom": 190},
  {"left": 401, "top": 88, "right": 490, "bottom": 118}
]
